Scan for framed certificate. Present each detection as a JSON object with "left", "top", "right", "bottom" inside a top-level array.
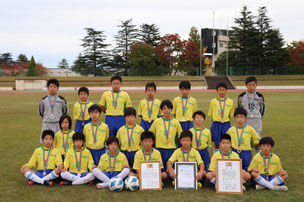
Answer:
[
  {"left": 139, "top": 161, "right": 162, "bottom": 190},
  {"left": 175, "top": 162, "right": 197, "bottom": 190},
  {"left": 216, "top": 159, "right": 243, "bottom": 194}
]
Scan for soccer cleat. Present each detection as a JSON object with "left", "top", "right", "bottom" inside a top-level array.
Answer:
[
  {"left": 243, "top": 185, "right": 246, "bottom": 191},
  {"left": 43, "top": 181, "right": 53, "bottom": 187},
  {"left": 197, "top": 182, "right": 202, "bottom": 189},
  {"left": 28, "top": 181, "right": 36, "bottom": 186},
  {"left": 274, "top": 185, "right": 288, "bottom": 191},
  {"left": 60, "top": 181, "right": 72, "bottom": 186},
  {"left": 255, "top": 184, "right": 265, "bottom": 190},
  {"left": 96, "top": 182, "right": 108, "bottom": 189},
  {"left": 89, "top": 180, "right": 94, "bottom": 185}
]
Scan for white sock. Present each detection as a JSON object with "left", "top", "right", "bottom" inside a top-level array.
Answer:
[
  {"left": 243, "top": 179, "right": 246, "bottom": 184},
  {"left": 61, "top": 171, "right": 81, "bottom": 182},
  {"left": 42, "top": 171, "right": 59, "bottom": 181},
  {"left": 72, "top": 173, "right": 95, "bottom": 185},
  {"left": 254, "top": 176, "right": 274, "bottom": 190},
  {"left": 25, "top": 171, "right": 44, "bottom": 184},
  {"left": 270, "top": 176, "right": 284, "bottom": 186},
  {"left": 210, "top": 177, "right": 216, "bottom": 185},
  {"left": 116, "top": 168, "right": 130, "bottom": 180},
  {"left": 213, "top": 148, "right": 219, "bottom": 154},
  {"left": 92, "top": 168, "right": 110, "bottom": 183}
]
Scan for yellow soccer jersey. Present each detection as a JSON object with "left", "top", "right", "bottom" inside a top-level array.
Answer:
[
  {"left": 248, "top": 153, "right": 283, "bottom": 176},
  {"left": 97, "top": 151, "right": 129, "bottom": 172},
  {"left": 25, "top": 147, "right": 62, "bottom": 171},
  {"left": 169, "top": 148, "right": 203, "bottom": 166},
  {"left": 133, "top": 148, "right": 164, "bottom": 170},
  {"left": 116, "top": 124, "right": 144, "bottom": 151},
  {"left": 54, "top": 130, "right": 75, "bottom": 155},
  {"left": 149, "top": 117, "right": 182, "bottom": 149},
  {"left": 99, "top": 90, "right": 132, "bottom": 116},
  {"left": 138, "top": 98, "right": 162, "bottom": 121},
  {"left": 190, "top": 127, "right": 212, "bottom": 150},
  {"left": 208, "top": 97, "right": 234, "bottom": 122},
  {"left": 172, "top": 96, "right": 198, "bottom": 122},
  {"left": 64, "top": 147, "right": 94, "bottom": 174},
  {"left": 73, "top": 101, "right": 94, "bottom": 121},
  {"left": 83, "top": 122, "right": 109, "bottom": 149},
  {"left": 227, "top": 125, "right": 260, "bottom": 151},
  {"left": 209, "top": 151, "right": 240, "bottom": 171}
]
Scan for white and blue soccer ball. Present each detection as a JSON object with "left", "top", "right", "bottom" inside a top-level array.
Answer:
[
  {"left": 124, "top": 176, "right": 140, "bottom": 191},
  {"left": 109, "top": 177, "right": 124, "bottom": 191}
]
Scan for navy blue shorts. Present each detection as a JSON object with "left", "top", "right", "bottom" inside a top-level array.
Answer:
[
  {"left": 232, "top": 149, "right": 252, "bottom": 171},
  {"left": 70, "top": 172, "right": 89, "bottom": 178},
  {"left": 103, "top": 171, "right": 120, "bottom": 180},
  {"left": 75, "top": 119, "right": 91, "bottom": 133},
  {"left": 88, "top": 148, "right": 106, "bottom": 166},
  {"left": 35, "top": 169, "right": 53, "bottom": 178},
  {"left": 105, "top": 115, "right": 126, "bottom": 137},
  {"left": 157, "top": 148, "right": 175, "bottom": 171},
  {"left": 180, "top": 121, "right": 194, "bottom": 131},
  {"left": 210, "top": 121, "right": 231, "bottom": 145},
  {"left": 198, "top": 148, "right": 211, "bottom": 171},
  {"left": 140, "top": 119, "right": 154, "bottom": 131},
  {"left": 121, "top": 150, "right": 137, "bottom": 169},
  {"left": 61, "top": 155, "right": 65, "bottom": 162}
]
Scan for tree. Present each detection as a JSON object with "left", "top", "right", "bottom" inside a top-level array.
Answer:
[
  {"left": 188, "top": 27, "right": 200, "bottom": 48},
  {"left": 58, "top": 58, "right": 69, "bottom": 69},
  {"left": 16, "top": 54, "right": 29, "bottom": 64},
  {"left": 288, "top": 40, "right": 304, "bottom": 66},
  {"left": 81, "top": 28, "right": 109, "bottom": 76},
  {"left": 26, "top": 56, "right": 39, "bottom": 76},
  {"left": 114, "top": 19, "right": 138, "bottom": 75},
  {"left": 72, "top": 54, "right": 88, "bottom": 75},
  {"left": 138, "top": 23, "right": 160, "bottom": 47},
  {"left": 0, "top": 53, "right": 13, "bottom": 65}
]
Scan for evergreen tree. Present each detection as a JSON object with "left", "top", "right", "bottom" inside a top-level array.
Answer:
[
  {"left": 58, "top": 58, "right": 69, "bottom": 69},
  {"left": 72, "top": 54, "right": 88, "bottom": 75},
  {"left": 16, "top": 54, "right": 29, "bottom": 63},
  {"left": 26, "top": 56, "right": 39, "bottom": 76},
  {"left": 138, "top": 23, "right": 160, "bottom": 47},
  {"left": 0, "top": 53, "right": 13, "bottom": 65}
]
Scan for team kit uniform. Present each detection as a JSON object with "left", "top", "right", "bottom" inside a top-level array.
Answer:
[
  {"left": 53, "top": 130, "right": 75, "bottom": 160},
  {"left": 133, "top": 148, "right": 164, "bottom": 172},
  {"left": 137, "top": 98, "right": 162, "bottom": 131},
  {"left": 73, "top": 101, "right": 94, "bottom": 133},
  {"left": 99, "top": 90, "right": 132, "bottom": 137}
]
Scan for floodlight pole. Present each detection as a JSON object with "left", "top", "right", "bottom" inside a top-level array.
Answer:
[
  {"left": 212, "top": 11, "right": 215, "bottom": 73},
  {"left": 226, "top": 17, "right": 229, "bottom": 76},
  {"left": 199, "top": 26, "right": 202, "bottom": 76}
]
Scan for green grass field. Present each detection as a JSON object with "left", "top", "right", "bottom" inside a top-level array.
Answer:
[{"left": 1, "top": 90, "right": 304, "bottom": 201}]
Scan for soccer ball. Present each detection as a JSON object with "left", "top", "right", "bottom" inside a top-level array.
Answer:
[
  {"left": 125, "top": 176, "right": 140, "bottom": 191},
  {"left": 109, "top": 177, "right": 124, "bottom": 191}
]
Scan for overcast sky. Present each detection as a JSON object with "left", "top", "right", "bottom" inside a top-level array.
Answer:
[{"left": 0, "top": 0, "right": 303, "bottom": 68}]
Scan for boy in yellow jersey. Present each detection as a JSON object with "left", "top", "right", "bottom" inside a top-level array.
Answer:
[
  {"left": 138, "top": 82, "right": 162, "bottom": 131},
  {"left": 117, "top": 107, "right": 144, "bottom": 168},
  {"left": 20, "top": 130, "right": 63, "bottom": 186},
  {"left": 149, "top": 100, "right": 182, "bottom": 171},
  {"left": 54, "top": 115, "right": 75, "bottom": 161},
  {"left": 93, "top": 137, "right": 130, "bottom": 189},
  {"left": 129, "top": 131, "right": 168, "bottom": 180},
  {"left": 99, "top": 75, "right": 132, "bottom": 137},
  {"left": 167, "top": 130, "right": 206, "bottom": 187},
  {"left": 208, "top": 83, "right": 235, "bottom": 154},
  {"left": 190, "top": 111, "right": 211, "bottom": 171},
  {"left": 226, "top": 108, "right": 260, "bottom": 171},
  {"left": 60, "top": 132, "right": 95, "bottom": 186},
  {"left": 73, "top": 87, "right": 94, "bottom": 133},
  {"left": 172, "top": 81, "right": 198, "bottom": 131},
  {"left": 206, "top": 134, "right": 250, "bottom": 190},
  {"left": 249, "top": 137, "right": 288, "bottom": 191},
  {"left": 83, "top": 104, "right": 109, "bottom": 165}
]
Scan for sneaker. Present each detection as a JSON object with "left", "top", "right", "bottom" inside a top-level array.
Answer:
[
  {"left": 43, "top": 181, "right": 53, "bottom": 187},
  {"left": 274, "top": 185, "right": 288, "bottom": 191},
  {"left": 89, "top": 180, "right": 94, "bottom": 185},
  {"left": 197, "top": 182, "right": 202, "bottom": 189},
  {"left": 243, "top": 185, "right": 246, "bottom": 191},
  {"left": 60, "top": 181, "right": 72, "bottom": 187},
  {"left": 28, "top": 181, "right": 36, "bottom": 186},
  {"left": 255, "top": 184, "right": 265, "bottom": 190},
  {"left": 96, "top": 182, "right": 108, "bottom": 189}
]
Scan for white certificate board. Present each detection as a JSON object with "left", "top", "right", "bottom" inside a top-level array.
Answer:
[
  {"left": 139, "top": 161, "right": 162, "bottom": 190},
  {"left": 175, "top": 162, "right": 197, "bottom": 190}
]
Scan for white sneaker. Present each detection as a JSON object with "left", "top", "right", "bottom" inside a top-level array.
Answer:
[
  {"left": 274, "top": 185, "right": 288, "bottom": 191},
  {"left": 243, "top": 185, "right": 246, "bottom": 191},
  {"left": 256, "top": 184, "right": 265, "bottom": 190},
  {"left": 96, "top": 182, "right": 108, "bottom": 189}
]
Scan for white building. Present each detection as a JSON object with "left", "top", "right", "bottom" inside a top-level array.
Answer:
[{"left": 46, "top": 68, "right": 82, "bottom": 77}]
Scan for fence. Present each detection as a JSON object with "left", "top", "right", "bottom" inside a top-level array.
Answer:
[{"left": 215, "top": 66, "right": 304, "bottom": 75}]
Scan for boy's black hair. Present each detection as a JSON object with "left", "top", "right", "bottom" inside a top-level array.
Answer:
[
  {"left": 220, "top": 134, "right": 231, "bottom": 142},
  {"left": 160, "top": 99, "right": 173, "bottom": 110},
  {"left": 88, "top": 104, "right": 102, "bottom": 113},
  {"left": 78, "top": 86, "right": 89, "bottom": 95},
  {"left": 179, "top": 130, "right": 193, "bottom": 141},
  {"left": 59, "top": 114, "right": 72, "bottom": 130},
  {"left": 259, "top": 137, "right": 275, "bottom": 147},
  {"left": 145, "top": 82, "right": 157, "bottom": 91},
  {"left": 106, "top": 136, "right": 119, "bottom": 146},
  {"left": 234, "top": 107, "right": 247, "bottom": 117},
  {"left": 124, "top": 107, "right": 136, "bottom": 117},
  {"left": 111, "top": 75, "right": 122, "bottom": 83},
  {"left": 140, "top": 131, "right": 155, "bottom": 142},
  {"left": 72, "top": 132, "right": 85, "bottom": 141},
  {"left": 216, "top": 82, "right": 228, "bottom": 90},
  {"left": 192, "top": 110, "right": 206, "bottom": 119},
  {"left": 42, "top": 130, "right": 55, "bottom": 140},
  {"left": 47, "top": 78, "right": 59, "bottom": 87},
  {"left": 245, "top": 76, "right": 257, "bottom": 85},
  {"left": 179, "top": 80, "right": 191, "bottom": 90}
]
